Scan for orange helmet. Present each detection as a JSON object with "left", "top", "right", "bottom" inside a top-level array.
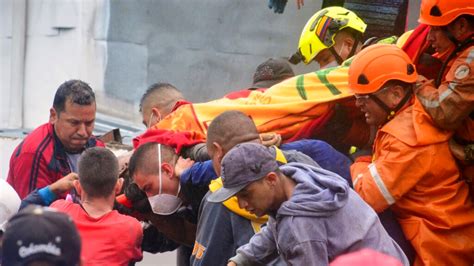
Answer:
[
  {"left": 419, "top": 0, "right": 474, "bottom": 26},
  {"left": 349, "top": 44, "right": 418, "bottom": 94}
]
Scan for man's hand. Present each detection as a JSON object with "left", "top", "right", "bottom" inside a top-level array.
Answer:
[
  {"left": 174, "top": 156, "right": 195, "bottom": 177},
  {"left": 227, "top": 261, "right": 237, "bottom": 266},
  {"left": 260, "top": 132, "right": 282, "bottom": 147},
  {"left": 49, "top": 173, "right": 78, "bottom": 195},
  {"left": 449, "top": 139, "right": 467, "bottom": 162}
]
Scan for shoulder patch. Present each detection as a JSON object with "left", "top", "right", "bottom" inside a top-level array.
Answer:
[{"left": 454, "top": 64, "right": 471, "bottom": 80}]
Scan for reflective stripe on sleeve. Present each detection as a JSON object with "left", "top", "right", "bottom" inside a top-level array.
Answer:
[
  {"left": 419, "top": 82, "right": 456, "bottom": 108},
  {"left": 368, "top": 163, "right": 395, "bottom": 205}
]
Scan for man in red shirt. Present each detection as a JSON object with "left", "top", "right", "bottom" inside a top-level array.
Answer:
[
  {"left": 7, "top": 80, "right": 104, "bottom": 199},
  {"left": 51, "top": 147, "right": 143, "bottom": 265}
]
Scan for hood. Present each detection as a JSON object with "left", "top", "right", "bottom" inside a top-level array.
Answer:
[
  {"left": 381, "top": 98, "right": 453, "bottom": 147},
  {"left": 277, "top": 163, "right": 349, "bottom": 218}
]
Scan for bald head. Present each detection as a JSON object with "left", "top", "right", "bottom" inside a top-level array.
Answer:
[
  {"left": 140, "top": 83, "right": 185, "bottom": 127},
  {"left": 206, "top": 110, "right": 260, "bottom": 154},
  {"left": 129, "top": 142, "right": 178, "bottom": 177}
]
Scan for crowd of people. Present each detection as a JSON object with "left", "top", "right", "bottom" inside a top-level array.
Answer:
[{"left": 1, "top": 0, "right": 474, "bottom": 265}]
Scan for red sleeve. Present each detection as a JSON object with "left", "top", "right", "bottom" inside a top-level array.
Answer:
[{"left": 8, "top": 151, "right": 58, "bottom": 199}]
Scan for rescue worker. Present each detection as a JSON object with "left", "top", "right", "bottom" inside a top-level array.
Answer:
[
  {"left": 290, "top": 6, "right": 366, "bottom": 68},
  {"left": 349, "top": 43, "right": 474, "bottom": 265},
  {"left": 414, "top": 0, "right": 474, "bottom": 189}
]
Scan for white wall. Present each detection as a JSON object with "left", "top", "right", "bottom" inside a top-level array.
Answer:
[
  {"left": 0, "top": 137, "right": 23, "bottom": 180},
  {"left": 0, "top": 0, "right": 110, "bottom": 130}
]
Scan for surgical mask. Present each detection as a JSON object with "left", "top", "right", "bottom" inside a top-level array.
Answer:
[
  {"left": 320, "top": 44, "right": 346, "bottom": 69},
  {"left": 148, "top": 144, "right": 183, "bottom": 215},
  {"left": 322, "top": 60, "right": 339, "bottom": 69}
]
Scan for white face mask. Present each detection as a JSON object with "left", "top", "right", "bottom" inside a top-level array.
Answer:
[
  {"left": 322, "top": 60, "right": 339, "bottom": 69},
  {"left": 148, "top": 144, "right": 183, "bottom": 215}
]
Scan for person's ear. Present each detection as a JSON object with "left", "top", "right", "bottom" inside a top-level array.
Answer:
[
  {"left": 115, "top": 178, "right": 124, "bottom": 195},
  {"left": 161, "top": 163, "right": 175, "bottom": 180},
  {"left": 151, "top": 107, "right": 161, "bottom": 120},
  {"left": 73, "top": 180, "right": 82, "bottom": 197},
  {"left": 49, "top": 108, "right": 58, "bottom": 124},
  {"left": 265, "top": 172, "right": 278, "bottom": 187},
  {"left": 389, "top": 85, "right": 405, "bottom": 107},
  {"left": 343, "top": 36, "right": 355, "bottom": 52},
  {"left": 213, "top": 142, "right": 224, "bottom": 160}
]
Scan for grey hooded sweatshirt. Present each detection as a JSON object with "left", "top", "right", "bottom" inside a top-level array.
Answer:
[{"left": 230, "top": 163, "right": 409, "bottom": 266}]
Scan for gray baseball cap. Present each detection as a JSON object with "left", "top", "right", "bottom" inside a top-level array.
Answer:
[{"left": 207, "top": 143, "right": 279, "bottom": 203}]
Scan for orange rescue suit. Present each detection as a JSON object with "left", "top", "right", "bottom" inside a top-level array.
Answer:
[{"left": 351, "top": 98, "right": 474, "bottom": 266}]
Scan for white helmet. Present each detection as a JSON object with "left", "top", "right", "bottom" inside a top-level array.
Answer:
[{"left": 0, "top": 179, "right": 21, "bottom": 232}]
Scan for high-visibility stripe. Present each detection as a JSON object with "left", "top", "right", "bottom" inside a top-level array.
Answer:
[
  {"left": 353, "top": 173, "right": 363, "bottom": 187},
  {"left": 368, "top": 163, "right": 395, "bottom": 205},
  {"left": 465, "top": 49, "right": 474, "bottom": 64},
  {"left": 419, "top": 82, "right": 455, "bottom": 108}
]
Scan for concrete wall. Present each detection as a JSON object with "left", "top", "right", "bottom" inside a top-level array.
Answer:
[
  {"left": 103, "top": 0, "right": 323, "bottom": 117},
  {"left": 0, "top": 0, "right": 421, "bottom": 130}
]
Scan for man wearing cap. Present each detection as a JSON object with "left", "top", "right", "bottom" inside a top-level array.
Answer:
[
  {"left": 1, "top": 205, "right": 81, "bottom": 266},
  {"left": 349, "top": 44, "right": 474, "bottom": 265},
  {"left": 209, "top": 142, "right": 408, "bottom": 266},
  {"left": 223, "top": 57, "right": 295, "bottom": 100}
]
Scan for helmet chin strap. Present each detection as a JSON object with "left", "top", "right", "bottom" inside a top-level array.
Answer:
[
  {"left": 328, "top": 38, "right": 360, "bottom": 65},
  {"left": 435, "top": 33, "right": 474, "bottom": 87},
  {"left": 329, "top": 46, "right": 344, "bottom": 65},
  {"left": 369, "top": 89, "right": 413, "bottom": 123}
]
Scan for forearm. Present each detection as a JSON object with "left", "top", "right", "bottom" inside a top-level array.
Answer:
[
  {"left": 144, "top": 213, "right": 196, "bottom": 247},
  {"left": 230, "top": 225, "right": 279, "bottom": 265},
  {"left": 20, "top": 186, "right": 56, "bottom": 209}
]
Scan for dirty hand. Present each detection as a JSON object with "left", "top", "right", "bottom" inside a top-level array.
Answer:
[
  {"left": 449, "top": 138, "right": 466, "bottom": 162},
  {"left": 50, "top": 172, "right": 78, "bottom": 194},
  {"left": 260, "top": 132, "right": 282, "bottom": 147},
  {"left": 174, "top": 156, "right": 195, "bottom": 177}
]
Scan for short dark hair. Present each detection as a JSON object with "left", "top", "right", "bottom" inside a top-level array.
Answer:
[
  {"left": 53, "top": 80, "right": 95, "bottom": 114},
  {"left": 139, "top": 82, "right": 183, "bottom": 113},
  {"left": 78, "top": 147, "right": 118, "bottom": 198},
  {"left": 206, "top": 110, "right": 260, "bottom": 153},
  {"left": 129, "top": 142, "right": 177, "bottom": 178}
]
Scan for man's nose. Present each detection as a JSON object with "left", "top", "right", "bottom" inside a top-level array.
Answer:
[
  {"left": 77, "top": 123, "right": 87, "bottom": 137},
  {"left": 237, "top": 198, "right": 248, "bottom": 209},
  {"left": 427, "top": 28, "right": 435, "bottom": 42}
]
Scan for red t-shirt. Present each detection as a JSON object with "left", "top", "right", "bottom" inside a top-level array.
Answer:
[{"left": 51, "top": 200, "right": 143, "bottom": 265}]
